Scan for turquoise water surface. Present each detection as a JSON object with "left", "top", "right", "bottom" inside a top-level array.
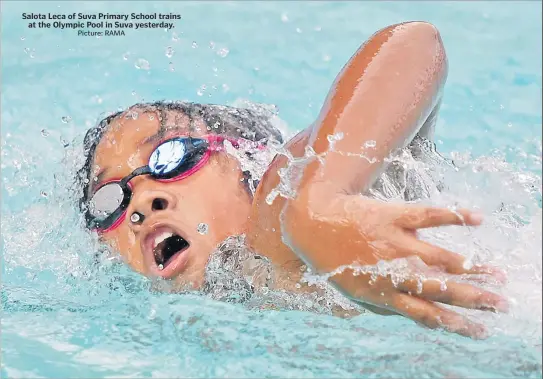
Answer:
[{"left": 2, "top": 1, "right": 542, "bottom": 378}]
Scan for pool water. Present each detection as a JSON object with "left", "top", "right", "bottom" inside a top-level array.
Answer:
[{"left": 2, "top": 1, "right": 542, "bottom": 378}]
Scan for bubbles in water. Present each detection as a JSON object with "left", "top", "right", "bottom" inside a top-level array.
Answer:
[
  {"left": 61, "top": 116, "right": 72, "bottom": 124},
  {"left": 134, "top": 58, "right": 150, "bottom": 70},
  {"left": 197, "top": 84, "right": 206, "bottom": 96},
  {"left": 209, "top": 41, "right": 215, "bottom": 49},
  {"left": 192, "top": 41, "right": 198, "bottom": 48},
  {"left": 40, "top": 191, "right": 48, "bottom": 198},
  {"left": 122, "top": 52, "right": 130, "bottom": 60},
  {"left": 171, "top": 32, "right": 179, "bottom": 42},
  {"left": 40, "top": 129, "right": 49, "bottom": 137},
  {"left": 217, "top": 47, "right": 229, "bottom": 58},
  {"left": 197, "top": 223, "right": 209, "bottom": 235},
  {"left": 165, "top": 46, "right": 174, "bottom": 58},
  {"left": 322, "top": 54, "right": 331, "bottom": 62},
  {"left": 169, "top": 62, "right": 175, "bottom": 72},
  {"left": 281, "top": 13, "right": 289, "bottom": 22},
  {"left": 21, "top": 36, "right": 25, "bottom": 41},
  {"left": 296, "top": 27, "right": 302, "bottom": 33}
]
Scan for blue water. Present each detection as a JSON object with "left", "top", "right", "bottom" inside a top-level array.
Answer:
[{"left": 2, "top": 1, "right": 542, "bottom": 378}]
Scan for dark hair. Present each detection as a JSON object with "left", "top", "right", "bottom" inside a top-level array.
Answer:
[{"left": 76, "top": 101, "right": 284, "bottom": 220}]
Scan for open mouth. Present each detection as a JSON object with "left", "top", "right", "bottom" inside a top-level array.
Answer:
[{"left": 149, "top": 230, "right": 190, "bottom": 269}]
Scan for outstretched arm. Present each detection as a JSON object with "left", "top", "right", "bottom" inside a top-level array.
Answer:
[{"left": 279, "top": 22, "right": 507, "bottom": 338}]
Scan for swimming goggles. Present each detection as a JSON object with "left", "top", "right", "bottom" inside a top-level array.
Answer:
[{"left": 86, "top": 135, "right": 249, "bottom": 233}]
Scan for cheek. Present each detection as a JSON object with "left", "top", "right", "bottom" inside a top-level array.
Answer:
[{"left": 102, "top": 227, "right": 143, "bottom": 267}]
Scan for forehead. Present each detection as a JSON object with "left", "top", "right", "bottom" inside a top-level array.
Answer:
[
  {"left": 91, "top": 108, "right": 199, "bottom": 176},
  {"left": 92, "top": 111, "right": 161, "bottom": 172}
]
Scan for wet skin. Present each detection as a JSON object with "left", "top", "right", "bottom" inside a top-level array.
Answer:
[
  {"left": 91, "top": 22, "right": 508, "bottom": 338},
  {"left": 91, "top": 111, "right": 254, "bottom": 289}
]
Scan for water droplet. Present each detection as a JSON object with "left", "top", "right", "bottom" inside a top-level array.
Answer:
[
  {"left": 281, "top": 13, "right": 289, "bottom": 22},
  {"left": 92, "top": 95, "right": 103, "bottom": 104},
  {"left": 364, "top": 140, "right": 377, "bottom": 148},
  {"left": 131, "top": 90, "right": 137, "bottom": 96},
  {"left": 122, "top": 52, "right": 130, "bottom": 60},
  {"left": 125, "top": 111, "right": 138, "bottom": 120},
  {"left": 61, "top": 116, "right": 72, "bottom": 123},
  {"left": 165, "top": 46, "right": 174, "bottom": 58},
  {"left": 171, "top": 32, "right": 179, "bottom": 42},
  {"left": 507, "top": 122, "right": 513, "bottom": 128},
  {"left": 41, "top": 129, "right": 49, "bottom": 137},
  {"left": 60, "top": 137, "right": 69, "bottom": 148},
  {"left": 134, "top": 58, "right": 150, "bottom": 70},
  {"left": 24, "top": 47, "right": 30, "bottom": 54},
  {"left": 217, "top": 47, "right": 229, "bottom": 58},
  {"left": 327, "top": 132, "right": 344, "bottom": 142},
  {"left": 169, "top": 62, "right": 175, "bottom": 72},
  {"left": 191, "top": 41, "right": 198, "bottom": 48},
  {"left": 197, "top": 223, "right": 209, "bottom": 235},
  {"left": 209, "top": 41, "right": 215, "bottom": 49}
]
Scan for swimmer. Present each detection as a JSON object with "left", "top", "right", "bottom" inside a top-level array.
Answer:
[{"left": 77, "top": 22, "right": 508, "bottom": 339}]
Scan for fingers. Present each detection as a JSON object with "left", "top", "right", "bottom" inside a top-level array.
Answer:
[
  {"left": 396, "top": 206, "right": 483, "bottom": 229},
  {"left": 392, "top": 293, "right": 488, "bottom": 339},
  {"left": 396, "top": 277, "right": 509, "bottom": 312},
  {"left": 399, "top": 238, "right": 503, "bottom": 277}
]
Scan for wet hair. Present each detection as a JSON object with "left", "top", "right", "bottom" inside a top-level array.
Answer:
[{"left": 75, "top": 101, "right": 284, "bottom": 221}]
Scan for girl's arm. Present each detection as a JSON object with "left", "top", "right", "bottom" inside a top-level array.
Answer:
[
  {"left": 278, "top": 22, "right": 507, "bottom": 338},
  {"left": 299, "top": 21, "right": 447, "bottom": 198}
]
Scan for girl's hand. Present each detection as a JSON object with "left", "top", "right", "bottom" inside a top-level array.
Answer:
[{"left": 282, "top": 191, "right": 508, "bottom": 339}]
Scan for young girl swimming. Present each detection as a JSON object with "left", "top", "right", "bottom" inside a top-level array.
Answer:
[{"left": 77, "top": 22, "right": 508, "bottom": 339}]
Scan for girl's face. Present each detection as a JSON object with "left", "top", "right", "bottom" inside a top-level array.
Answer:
[{"left": 88, "top": 110, "right": 253, "bottom": 289}]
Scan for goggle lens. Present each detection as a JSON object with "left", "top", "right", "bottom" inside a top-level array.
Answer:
[
  {"left": 149, "top": 138, "right": 187, "bottom": 176},
  {"left": 89, "top": 182, "right": 125, "bottom": 221},
  {"left": 86, "top": 137, "right": 211, "bottom": 230}
]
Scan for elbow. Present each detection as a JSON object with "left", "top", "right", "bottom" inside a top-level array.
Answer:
[{"left": 400, "top": 21, "right": 448, "bottom": 84}]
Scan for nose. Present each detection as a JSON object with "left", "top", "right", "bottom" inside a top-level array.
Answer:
[{"left": 126, "top": 186, "right": 177, "bottom": 230}]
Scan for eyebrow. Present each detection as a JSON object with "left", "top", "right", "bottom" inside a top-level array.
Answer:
[{"left": 139, "top": 130, "right": 164, "bottom": 147}]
